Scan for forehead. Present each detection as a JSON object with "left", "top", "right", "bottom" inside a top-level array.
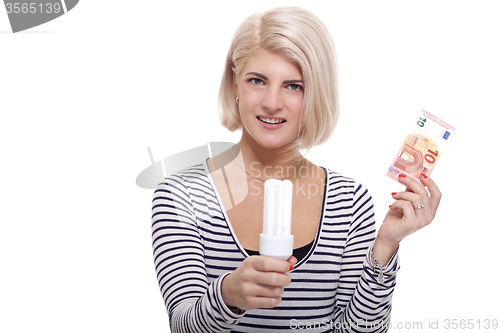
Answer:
[{"left": 241, "top": 49, "right": 302, "bottom": 79}]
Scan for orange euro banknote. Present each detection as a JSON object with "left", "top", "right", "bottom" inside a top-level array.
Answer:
[{"left": 387, "top": 110, "right": 456, "bottom": 183}]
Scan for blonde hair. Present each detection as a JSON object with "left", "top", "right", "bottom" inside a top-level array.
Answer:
[{"left": 219, "top": 7, "right": 339, "bottom": 162}]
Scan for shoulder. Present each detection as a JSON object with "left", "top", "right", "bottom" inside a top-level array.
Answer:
[
  {"left": 322, "top": 168, "right": 370, "bottom": 196},
  {"left": 152, "top": 163, "right": 210, "bottom": 224},
  {"left": 153, "top": 162, "right": 212, "bottom": 212},
  {"left": 321, "top": 169, "right": 376, "bottom": 234},
  {"left": 156, "top": 162, "right": 209, "bottom": 191},
  {"left": 321, "top": 167, "right": 374, "bottom": 216},
  {"left": 322, "top": 168, "right": 355, "bottom": 184}
]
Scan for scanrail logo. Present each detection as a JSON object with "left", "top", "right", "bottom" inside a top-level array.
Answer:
[
  {"left": 137, "top": 143, "right": 248, "bottom": 210},
  {"left": 3, "top": 0, "right": 78, "bottom": 33}
]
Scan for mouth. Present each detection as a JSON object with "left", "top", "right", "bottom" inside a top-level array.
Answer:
[{"left": 257, "top": 116, "right": 286, "bottom": 124}]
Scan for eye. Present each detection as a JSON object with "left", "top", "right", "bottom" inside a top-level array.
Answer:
[
  {"left": 249, "top": 77, "right": 264, "bottom": 85},
  {"left": 287, "top": 84, "right": 303, "bottom": 91}
]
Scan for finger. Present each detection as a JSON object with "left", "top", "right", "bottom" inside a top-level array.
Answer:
[
  {"left": 251, "top": 255, "right": 293, "bottom": 274},
  {"left": 240, "top": 278, "right": 286, "bottom": 298},
  {"left": 287, "top": 256, "right": 298, "bottom": 268},
  {"left": 391, "top": 191, "right": 427, "bottom": 207},
  {"left": 248, "top": 295, "right": 283, "bottom": 309},
  {"left": 398, "top": 174, "right": 427, "bottom": 196},
  {"left": 254, "top": 284, "right": 285, "bottom": 298},
  {"left": 389, "top": 199, "right": 417, "bottom": 221},
  {"left": 419, "top": 174, "right": 442, "bottom": 211},
  {"left": 251, "top": 270, "right": 292, "bottom": 287}
]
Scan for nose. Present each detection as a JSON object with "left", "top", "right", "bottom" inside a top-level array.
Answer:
[{"left": 261, "top": 87, "right": 283, "bottom": 113}]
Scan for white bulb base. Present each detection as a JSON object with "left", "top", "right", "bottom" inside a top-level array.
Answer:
[{"left": 259, "top": 233, "right": 294, "bottom": 260}]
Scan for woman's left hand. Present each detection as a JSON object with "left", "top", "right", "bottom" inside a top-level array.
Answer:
[{"left": 375, "top": 174, "right": 442, "bottom": 260}]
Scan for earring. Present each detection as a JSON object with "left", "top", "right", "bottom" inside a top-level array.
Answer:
[{"left": 235, "top": 96, "right": 239, "bottom": 104}]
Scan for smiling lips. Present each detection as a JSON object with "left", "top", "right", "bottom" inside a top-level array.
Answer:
[{"left": 257, "top": 116, "right": 286, "bottom": 124}]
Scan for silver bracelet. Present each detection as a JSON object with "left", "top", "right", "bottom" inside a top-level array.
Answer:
[{"left": 370, "top": 251, "right": 385, "bottom": 283}]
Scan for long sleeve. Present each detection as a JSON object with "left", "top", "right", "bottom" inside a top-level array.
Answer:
[
  {"left": 332, "top": 182, "right": 400, "bottom": 332},
  {"left": 151, "top": 173, "right": 245, "bottom": 333}
]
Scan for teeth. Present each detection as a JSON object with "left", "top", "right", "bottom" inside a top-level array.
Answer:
[{"left": 259, "top": 116, "right": 285, "bottom": 124}]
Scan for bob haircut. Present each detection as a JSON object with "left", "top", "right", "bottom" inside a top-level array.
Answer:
[{"left": 219, "top": 6, "right": 339, "bottom": 161}]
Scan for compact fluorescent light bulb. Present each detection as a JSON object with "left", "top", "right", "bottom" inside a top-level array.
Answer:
[{"left": 259, "top": 179, "right": 294, "bottom": 260}]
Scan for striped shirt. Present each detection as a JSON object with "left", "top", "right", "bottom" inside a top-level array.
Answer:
[{"left": 152, "top": 159, "right": 400, "bottom": 332}]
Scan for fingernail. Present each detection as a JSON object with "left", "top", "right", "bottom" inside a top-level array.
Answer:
[
  {"left": 391, "top": 192, "right": 397, "bottom": 195},
  {"left": 420, "top": 173, "right": 428, "bottom": 179},
  {"left": 389, "top": 205, "right": 392, "bottom": 208},
  {"left": 289, "top": 265, "right": 294, "bottom": 271},
  {"left": 398, "top": 174, "right": 406, "bottom": 178}
]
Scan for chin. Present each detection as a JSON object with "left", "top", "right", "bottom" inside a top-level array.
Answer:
[
  {"left": 243, "top": 125, "right": 298, "bottom": 150},
  {"left": 254, "top": 136, "right": 297, "bottom": 150}
]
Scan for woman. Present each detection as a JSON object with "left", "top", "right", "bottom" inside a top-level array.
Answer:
[{"left": 152, "top": 6, "right": 441, "bottom": 332}]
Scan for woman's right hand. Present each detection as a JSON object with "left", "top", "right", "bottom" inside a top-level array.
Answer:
[{"left": 221, "top": 255, "right": 297, "bottom": 311}]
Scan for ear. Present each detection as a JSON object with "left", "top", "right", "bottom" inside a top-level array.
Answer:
[
  {"left": 232, "top": 70, "right": 239, "bottom": 99},
  {"left": 232, "top": 70, "right": 238, "bottom": 89}
]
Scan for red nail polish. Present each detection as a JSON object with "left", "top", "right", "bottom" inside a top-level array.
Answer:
[
  {"left": 420, "top": 173, "right": 428, "bottom": 179},
  {"left": 389, "top": 205, "right": 392, "bottom": 208},
  {"left": 398, "top": 174, "right": 406, "bottom": 178},
  {"left": 391, "top": 192, "right": 397, "bottom": 195},
  {"left": 289, "top": 265, "right": 294, "bottom": 271}
]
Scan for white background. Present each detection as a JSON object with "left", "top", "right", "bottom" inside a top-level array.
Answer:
[{"left": 1, "top": 1, "right": 499, "bottom": 332}]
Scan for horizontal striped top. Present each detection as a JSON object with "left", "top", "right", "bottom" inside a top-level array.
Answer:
[{"left": 151, "top": 159, "right": 400, "bottom": 332}]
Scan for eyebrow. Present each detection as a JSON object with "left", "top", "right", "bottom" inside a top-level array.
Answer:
[
  {"left": 245, "top": 72, "right": 268, "bottom": 80},
  {"left": 245, "top": 72, "right": 304, "bottom": 84},
  {"left": 283, "top": 79, "right": 304, "bottom": 84}
]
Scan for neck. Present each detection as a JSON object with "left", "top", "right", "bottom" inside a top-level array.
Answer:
[{"left": 233, "top": 135, "right": 304, "bottom": 181}]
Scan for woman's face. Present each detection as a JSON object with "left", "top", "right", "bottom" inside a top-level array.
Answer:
[{"left": 234, "top": 49, "right": 304, "bottom": 150}]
